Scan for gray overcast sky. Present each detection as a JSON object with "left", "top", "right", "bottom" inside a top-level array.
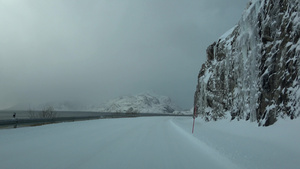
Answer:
[{"left": 0, "top": 0, "right": 249, "bottom": 110}]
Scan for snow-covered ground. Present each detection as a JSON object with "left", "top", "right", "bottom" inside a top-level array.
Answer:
[{"left": 0, "top": 117, "right": 299, "bottom": 169}]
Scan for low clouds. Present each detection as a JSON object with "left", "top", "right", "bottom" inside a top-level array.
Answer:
[{"left": 0, "top": 0, "right": 248, "bottom": 109}]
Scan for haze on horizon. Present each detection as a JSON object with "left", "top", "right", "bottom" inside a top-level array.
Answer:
[{"left": 0, "top": 0, "right": 249, "bottom": 110}]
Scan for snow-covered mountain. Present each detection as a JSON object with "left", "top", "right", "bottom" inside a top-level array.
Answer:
[
  {"left": 194, "top": 0, "right": 300, "bottom": 126},
  {"left": 5, "top": 92, "right": 181, "bottom": 113},
  {"left": 99, "top": 92, "right": 181, "bottom": 113}
]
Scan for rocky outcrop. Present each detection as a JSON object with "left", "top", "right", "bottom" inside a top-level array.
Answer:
[{"left": 194, "top": 0, "right": 300, "bottom": 126}]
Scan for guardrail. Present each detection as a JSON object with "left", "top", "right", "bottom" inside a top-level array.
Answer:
[
  {"left": 0, "top": 116, "right": 99, "bottom": 126},
  {"left": 0, "top": 112, "right": 191, "bottom": 128}
]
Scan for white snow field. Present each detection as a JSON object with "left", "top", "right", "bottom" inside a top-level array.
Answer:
[{"left": 0, "top": 117, "right": 299, "bottom": 169}]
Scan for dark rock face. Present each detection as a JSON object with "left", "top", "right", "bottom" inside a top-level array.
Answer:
[{"left": 194, "top": 0, "right": 300, "bottom": 126}]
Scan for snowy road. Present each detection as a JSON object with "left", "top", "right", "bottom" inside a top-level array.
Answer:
[{"left": 0, "top": 117, "right": 299, "bottom": 169}]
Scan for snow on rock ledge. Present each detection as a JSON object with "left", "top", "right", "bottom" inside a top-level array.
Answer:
[{"left": 194, "top": 0, "right": 300, "bottom": 126}]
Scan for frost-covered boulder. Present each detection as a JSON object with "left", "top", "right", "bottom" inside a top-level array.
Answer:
[{"left": 194, "top": 0, "right": 300, "bottom": 126}]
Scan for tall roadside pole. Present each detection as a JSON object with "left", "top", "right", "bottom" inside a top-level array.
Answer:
[{"left": 192, "top": 106, "right": 197, "bottom": 133}]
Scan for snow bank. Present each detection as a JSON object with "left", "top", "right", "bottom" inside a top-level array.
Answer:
[{"left": 173, "top": 117, "right": 300, "bottom": 169}]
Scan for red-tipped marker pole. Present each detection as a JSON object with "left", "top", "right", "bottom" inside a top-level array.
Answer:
[{"left": 192, "top": 117, "right": 195, "bottom": 133}]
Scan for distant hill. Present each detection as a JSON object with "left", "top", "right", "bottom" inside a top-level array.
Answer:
[
  {"left": 5, "top": 92, "right": 182, "bottom": 114},
  {"left": 99, "top": 92, "right": 181, "bottom": 114}
]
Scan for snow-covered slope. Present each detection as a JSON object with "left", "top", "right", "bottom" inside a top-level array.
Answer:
[
  {"left": 194, "top": 0, "right": 300, "bottom": 126},
  {"left": 99, "top": 92, "right": 181, "bottom": 113}
]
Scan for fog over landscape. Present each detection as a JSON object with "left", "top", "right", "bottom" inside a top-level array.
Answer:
[{"left": 0, "top": 0, "right": 248, "bottom": 110}]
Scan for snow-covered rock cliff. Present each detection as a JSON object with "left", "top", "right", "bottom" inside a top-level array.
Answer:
[
  {"left": 194, "top": 0, "right": 300, "bottom": 126},
  {"left": 99, "top": 92, "right": 181, "bottom": 114}
]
